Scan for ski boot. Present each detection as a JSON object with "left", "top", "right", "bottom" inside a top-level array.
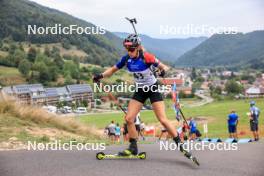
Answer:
[{"left": 118, "top": 138, "right": 138, "bottom": 156}]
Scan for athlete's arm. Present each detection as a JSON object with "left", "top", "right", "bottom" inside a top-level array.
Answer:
[
  {"left": 102, "top": 66, "right": 119, "bottom": 78},
  {"left": 158, "top": 62, "right": 169, "bottom": 72}
]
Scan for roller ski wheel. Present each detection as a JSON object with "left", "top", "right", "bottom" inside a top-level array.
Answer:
[
  {"left": 138, "top": 152, "right": 146, "bottom": 160},
  {"left": 96, "top": 152, "right": 105, "bottom": 160}
]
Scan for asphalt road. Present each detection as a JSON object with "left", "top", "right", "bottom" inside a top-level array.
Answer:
[{"left": 0, "top": 141, "right": 264, "bottom": 176}]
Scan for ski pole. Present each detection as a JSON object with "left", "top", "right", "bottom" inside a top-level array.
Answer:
[
  {"left": 125, "top": 17, "right": 138, "bottom": 35},
  {"left": 161, "top": 76, "right": 190, "bottom": 128},
  {"left": 107, "top": 91, "right": 127, "bottom": 115},
  {"left": 95, "top": 82, "right": 127, "bottom": 115},
  {"left": 178, "top": 108, "right": 189, "bottom": 127}
]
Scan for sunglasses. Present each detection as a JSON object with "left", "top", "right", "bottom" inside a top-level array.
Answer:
[{"left": 126, "top": 47, "right": 137, "bottom": 52}]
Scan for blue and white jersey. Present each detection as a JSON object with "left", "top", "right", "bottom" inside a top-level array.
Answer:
[
  {"left": 115, "top": 51, "right": 160, "bottom": 86},
  {"left": 250, "top": 106, "right": 260, "bottom": 121}
]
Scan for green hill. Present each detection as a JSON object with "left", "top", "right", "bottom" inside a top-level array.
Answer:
[
  {"left": 0, "top": 0, "right": 123, "bottom": 66},
  {"left": 174, "top": 31, "right": 264, "bottom": 68}
]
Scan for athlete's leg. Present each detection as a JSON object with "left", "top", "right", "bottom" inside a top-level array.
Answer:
[
  {"left": 126, "top": 99, "right": 143, "bottom": 139},
  {"left": 152, "top": 100, "right": 194, "bottom": 158},
  {"left": 256, "top": 124, "right": 259, "bottom": 140},
  {"left": 152, "top": 101, "right": 178, "bottom": 137},
  {"left": 119, "top": 99, "right": 143, "bottom": 155}
]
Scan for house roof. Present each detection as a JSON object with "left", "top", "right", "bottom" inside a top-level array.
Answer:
[
  {"left": 3, "top": 84, "right": 93, "bottom": 100},
  {"left": 13, "top": 84, "right": 44, "bottom": 94},
  {"left": 158, "top": 78, "right": 184, "bottom": 85},
  {"left": 45, "top": 87, "right": 70, "bottom": 97},
  {"left": 45, "top": 88, "right": 59, "bottom": 97},
  {"left": 246, "top": 87, "right": 261, "bottom": 94},
  {"left": 66, "top": 84, "right": 92, "bottom": 94}
]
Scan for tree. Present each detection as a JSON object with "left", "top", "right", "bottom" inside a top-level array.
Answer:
[
  {"left": 82, "top": 100, "right": 88, "bottom": 107},
  {"left": 64, "top": 72, "right": 74, "bottom": 85},
  {"left": 191, "top": 67, "right": 197, "bottom": 81},
  {"left": 18, "top": 59, "right": 31, "bottom": 76},
  {"left": 225, "top": 80, "right": 242, "bottom": 94},
  {"left": 33, "top": 61, "right": 51, "bottom": 83},
  {"left": 51, "top": 46, "right": 60, "bottom": 56},
  {"left": 62, "top": 39, "right": 71, "bottom": 49},
  {"left": 196, "top": 76, "right": 205, "bottom": 82},
  {"left": 27, "top": 47, "right": 37, "bottom": 62},
  {"left": 214, "top": 86, "right": 222, "bottom": 95},
  {"left": 54, "top": 54, "right": 64, "bottom": 69},
  {"left": 9, "top": 43, "right": 17, "bottom": 55},
  {"left": 63, "top": 61, "right": 80, "bottom": 79},
  {"left": 13, "top": 49, "right": 26, "bottom": 66},
  {"left": 44, "top": 46, "right": 51, "bottom": 57},
  {"left": 49, "top": 65, "right": 59, "bottom": 81}
]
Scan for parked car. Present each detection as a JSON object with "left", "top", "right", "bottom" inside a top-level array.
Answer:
[
  {"left": 63, "top": 106, "right": 72, "bottom": 113},
  {"left": 74, "top": 107, "right": 87, "bottom": 114},
  {"left": 42, "top": 105, "right": 57, "bottom": 113}
]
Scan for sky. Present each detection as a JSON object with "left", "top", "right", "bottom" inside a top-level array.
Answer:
[{"left": 30, "top": 0, "right": 264, "bottom": 39}]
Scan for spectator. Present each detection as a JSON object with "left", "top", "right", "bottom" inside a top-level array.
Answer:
[
  {"left": 135, "top": 113, "right": 141, "bottom": 136},
  {"left": 182, "top": 121, "right": 189, "bottom": 141},
  {"left": 115, "top": 123, "right": 121, "bottom": 142},
  {"left": 227, "top": 110, "right": 239, "bottom": 139},
  {"left": 139, "top": 121, "right": 146, "bottom": 141},
  {"left": 249, "top": 101, "right": 260, "bottom": 141},
  {"left": 189, "top": 118, "right": 197, "bottom": 140},
  {"left": 108, "top": 121, "right": 116, "bottom": 142},
  {"left": 159, "top": 126, "right": 168, "bottom": 140},
  {"left": 122, "top": 123, "right": 129, "bottom": 142}
]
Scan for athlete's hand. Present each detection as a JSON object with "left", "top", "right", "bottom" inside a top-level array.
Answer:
[
  {"left": 159, "top": 69, "right": 166, "bottom": 78},
  {"left": 93, "top": 74, "right": 103, "bottom": 83}
]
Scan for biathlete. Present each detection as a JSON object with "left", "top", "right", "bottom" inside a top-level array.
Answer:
[{"left": 93, "top": 34, "right": 195, "bottom": 160}]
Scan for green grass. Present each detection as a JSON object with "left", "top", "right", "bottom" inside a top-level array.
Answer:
[
  {"left": 0, "top": 66, "right": 21, "bottom": 77},
  {"left": 0, "top": 65, "right": 26, "bottom": 85},
  {"left": 80, "top": 98, "right": 201, "bottom": 128},
  {"left": 80, "top": 98, "right": 264, "bottom": 138}
]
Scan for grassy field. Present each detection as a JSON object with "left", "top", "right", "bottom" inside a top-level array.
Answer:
[
  {"left": 80, "top": 98, "right": 264, "bottom": 138},
  {"left": 0, "top": 66, "right": 26, "bottom": 85}
]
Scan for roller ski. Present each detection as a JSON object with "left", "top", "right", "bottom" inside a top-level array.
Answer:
[
  {"left": 179, "top": 143, "right": 200, "bottom": 166},
  {"left": 173, "top": 136, "right": 200, "bottom": 166},
  {"left": 96, "top": 139, "right": 146, "bottom": 160},
  {"left": 180, "top": 146, "right": 200, "bottom": 166},
  {"left": 96, "top": 151, "right": 146, "bottom": 160}
]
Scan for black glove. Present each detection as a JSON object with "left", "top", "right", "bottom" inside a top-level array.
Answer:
[
  {"left": 93, "top": 74, "right": 103, "bottom": 83},
  {"left": 159, "top": 70, "right": 166, "bottom": 78}
]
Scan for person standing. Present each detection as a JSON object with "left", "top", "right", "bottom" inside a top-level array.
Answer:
[
  {"left": 227, "top": 110, "right": 239, "bottom": 139},
  {"left": 249, "top": 101, "right": 260, "bottom": 141},
  {"left": 135, "top": 112, "right": 141, "bottom": 136},
  {"left": 115, "top": 123, "right": 121, "bottom": 142},
  {"left": 122, "top": 123, "right": 129, "bottom": 142},
  {"left": 189, "top": 118, "right": 197, "bottom": 140},
  {"left": 158, "top": 126, "right": 168, "bottom": 140},
  {"left": 140, "top": 121, "right": 146, "bottom": 141},
  {"left": 108, "top": 121, "right": 116, "bottom": 142}
]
